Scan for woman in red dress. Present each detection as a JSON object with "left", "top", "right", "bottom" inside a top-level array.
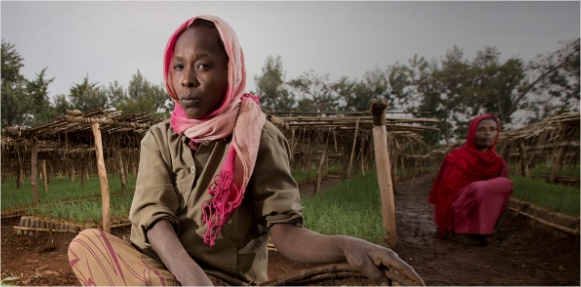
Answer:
[{"left": 428, "top": 114, "right": 513, "bottom": 245}]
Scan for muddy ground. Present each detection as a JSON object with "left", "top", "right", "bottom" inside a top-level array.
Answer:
[{"left": 1, "top": 173, "right": 579, "bottom": 286}]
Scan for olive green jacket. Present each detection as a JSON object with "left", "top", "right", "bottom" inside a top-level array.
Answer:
[{"left": 129, "top": 119, "right": 303, "bottom": 285}]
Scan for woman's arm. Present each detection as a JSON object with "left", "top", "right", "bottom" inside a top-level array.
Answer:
[
  {"left": 147, "top": 220, "right": 213, "bottom": 286},
  {"left": 269, "top": 223, "right": 425, "bottom": 286}
]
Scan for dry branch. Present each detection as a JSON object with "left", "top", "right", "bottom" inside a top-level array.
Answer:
[{"left": 260, "top": 263, "right": 421, "bottom": 286}]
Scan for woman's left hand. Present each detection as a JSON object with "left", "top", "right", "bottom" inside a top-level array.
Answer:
[{"left": 341, "top": 236, "right": 425, "bottom": 286}]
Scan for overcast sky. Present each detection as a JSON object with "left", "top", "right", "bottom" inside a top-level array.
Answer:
[{"left": 2, "top": 1, "right": 579, "bottom": 101}]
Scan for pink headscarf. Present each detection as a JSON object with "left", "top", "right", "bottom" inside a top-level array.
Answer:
[{"left": 164, "top": 15, "right": 266, "bottom": 247}]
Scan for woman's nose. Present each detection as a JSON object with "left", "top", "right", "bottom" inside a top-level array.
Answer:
[{"left": 181, "top": 69, "right": 199, "bottom": 87}]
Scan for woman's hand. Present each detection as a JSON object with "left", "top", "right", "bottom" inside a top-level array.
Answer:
[
  {"left": 270, "top": 224, "right": 424, "bottom": 286},
  {"left": 341, "top": 236, "right": 425, "bottom": 286},
  {"left": 147, "top": 220, "right": 214, "bottom": 286}
]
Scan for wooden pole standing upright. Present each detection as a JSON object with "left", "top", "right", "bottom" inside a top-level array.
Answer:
[
  {"left": 314, "top": 149, "right": 327, "bottom": 194},
  {"left": 42, "top": 160, "right": 48, "bottom": 192},
  {"left": 518, "top": 142, "right": 529, "bottom": 177},
  {"left": 550, "top": 145, "right": 567, "bottom": 183},
  {"left": 91, "top": 123, "right": 111, "bottom": 233},
  {"left": 370, "top": 99, "right": 397, "bottom": 249},
  {"left": 347, "top": 117, "right": 360, "bottom": 178},
  {"left": 31, "top": 139, "right": 40, "bottom": 205},
  {"left": 117, "top": 150, "right": 127, "bottom": 194}
]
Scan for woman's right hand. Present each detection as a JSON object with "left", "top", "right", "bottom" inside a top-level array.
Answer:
[{"left": 147, "top": 220, "right": 214, "bottom": 286}]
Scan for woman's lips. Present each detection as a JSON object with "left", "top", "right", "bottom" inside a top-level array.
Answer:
[{"left": 180, "top": 95, "right": 199, "bottom": 105}]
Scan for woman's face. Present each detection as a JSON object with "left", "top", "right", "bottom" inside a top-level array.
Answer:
[
  {"left": 171, "top": 25, "right": 228, "bottom": 119},
  {"left": 474, "top": 118, "right": 498, "bottom": 152}
]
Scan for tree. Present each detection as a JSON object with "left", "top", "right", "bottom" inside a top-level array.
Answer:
[
  {"left": 288, "top": 71, "right": 339, "bottom": 113},
  {"left": 387, "top": 63, "right": 413, "bottom": 110},
  {"left": 27, "top": 68, "right": 55, "bottom": 125},
  {"left": 466, "top": 46, "right": 525, "bottom": 125},
  {"left": 68, "top": 75, "right": 109, "bottom": 111},
  {"left": 522, "top": 38, "right": 580, "bottom": 121},
  {"left": 255, "top": 55, "right": 287, "bottom": 110},
  {"left": 106, "top": 80, "right": 126, "bottom": 108},
  {"left": 1, "top": 40, "right": 29, "bottom": 128},
  {"left": 52, "top": 94, "right": 71, "bottom": 115},
  {"left": 114, "top": 70, "right": 170, "bottom": 119}
]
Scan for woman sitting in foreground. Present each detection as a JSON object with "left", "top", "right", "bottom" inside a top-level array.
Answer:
[
  {"left": 67, "top": 15, "right": 424, "bottom": 286},
  {"left": 428, "top": 115, "right": 513, "bottom": 246}
]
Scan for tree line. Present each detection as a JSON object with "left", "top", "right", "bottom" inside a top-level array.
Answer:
[
  {"left": 2, "top": 38, "right": 579, "bottom": 146},
  {"left": 255, "top": 39, "right": 579, "bottom": 145},
  {"left": 1, "top": 40, "right": 173, "bottom": 130}
]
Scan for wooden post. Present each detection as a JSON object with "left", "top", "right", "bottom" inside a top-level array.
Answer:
[
  {"left": 70, "top": 165, "right": 75, "bottom": 183},
  {"left": 118, "top": 150, "right": 127, "bottom": 194},
  {"left": 91, "top": 123, "right": 111, "bottom": 233},
  {"left": 370, "top": 99, "right": 397, "bottom": 249},
  {"left": 42, "top": 160, "right": 48, "bottom": 193},
  {"left": 80, "top": 165, "right": 86, "bottom": 187},
  {"left": 16, "top": 163, "right": 23, "bottom": 189},
  {"left": 289, "top": 128, "right": 296, "bottom": 166},
  {"left": 306, "top": 137, "right": 312, "bottom": 183},
  {"left": 518, "top": 142, "right": 529, "bottom": 177},
  {"left": 314, "top": 149, "right": 327, "bottom": 195},
  {"left": 31, "top": 139, "right": 39, "bottom": 206},
  {"left": 550, "top": 145, "right": 567, "bottom": 183},
  {"left": 132, "top": 161, "right": 137, "bottom": 178},
  {"left": 347, "top": 117, "right": 360, "bottom": 178}
]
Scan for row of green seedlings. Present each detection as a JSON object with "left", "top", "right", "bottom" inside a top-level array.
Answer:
[
  {"left": 510, "top": 175, "right": 580, "bottom": 216},
  {"left": 14, "top": 216, "right": 131, "bottom": 236},
  {"left": 13, "top": 192, "right": 135, "bottom": 236},
  {"left": 1, "top": 174, "right": 136, "bottom": 212},
  {"left": 300, "top": 171, "right": 388, "bottom": 247},
  {"left": 508, "top": 164, "right": 580, "bottom": 177}
]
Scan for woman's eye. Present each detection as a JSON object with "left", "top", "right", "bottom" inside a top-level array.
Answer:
[
  {"left": 197, "top": 63, "right": 210, "bottom": 70},
  {"left": 173, "top": 64, "right": 184, "bottom": 70}
]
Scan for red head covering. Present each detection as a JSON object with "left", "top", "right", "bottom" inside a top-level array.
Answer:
[{"left": 428, "top": 114, "right": 505, "bottom": 236}]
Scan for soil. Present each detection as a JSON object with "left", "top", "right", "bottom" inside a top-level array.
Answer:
[{"left": 2, "top": 173, "right": 579, "bottom": 286}]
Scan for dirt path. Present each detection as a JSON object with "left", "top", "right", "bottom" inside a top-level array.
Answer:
[
  {"left": 1, "top": 173, "right": 579, "bottom": 286},
  {"left": 392, "top": 173, "right": 580, "bottom": 286}
]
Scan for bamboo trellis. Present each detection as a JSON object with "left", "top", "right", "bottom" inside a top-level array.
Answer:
[{"left": 1, "top": 109, "right": 160, "bottom": 232}]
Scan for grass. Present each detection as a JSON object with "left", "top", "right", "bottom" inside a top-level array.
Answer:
[
  {"left": 528, "top": 166, "right": 580, "bottom": 177},
  {"left": 509, "top": 175, "right": 580, "bottom": 216},
  {"left": 1, "top": 174, "right": 136, "bottom": 210},
  {"left": 509, "top": 165, "right": 580, "bottom": 177},
  {"left": 300, "top": 171, "right": 388, "bottom": 247},
  {"left": 291, "top": 167, "right": 343, "bottom": 183},
  {"left": 26, "top": 192, "right": 135, "bottom": 223}
]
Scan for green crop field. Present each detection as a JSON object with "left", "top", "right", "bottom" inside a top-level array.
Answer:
[
  {"left": 1, "top": 174, "right": 136, "bottom": 210},
  {"left": 300, "top": 172, "right": 388, "bottom": 246},
  {"left": 509, "top": 175, "right": 580, "bottom": 216}
]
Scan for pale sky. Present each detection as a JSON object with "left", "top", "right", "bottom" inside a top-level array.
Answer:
[{"left": 1, "top": 1, "right": 579, "bottom": 101}]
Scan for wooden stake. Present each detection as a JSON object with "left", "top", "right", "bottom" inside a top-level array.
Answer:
[
  {"left": 80, "top": 166, "right": 86, "bottom": 187},
  {"left": 370, "top": 99, "right": 397, "bottom": 249},
  {"left": 118, "top": 150, "right": 127, "bottom": 194},
  {"left": 91, "top": 123, "right": 111, "bottom": 233},
  {"left": 347, "top": 117, "right": 360, "bottom": 178},
  {"left": 314, "top": 149, "right": 327, "bottom": 195},
  {"left": 42, "top": 160, "right": 48, "bottom": 193},
  {"left": 70, "top": 166, "right": 75, "bottom": 183},
  {"left": 16, "top": 163, "right": 23, "bottom": 190},
  {"left": 289, "top": 128, "right": 296, "bottom": 165},
  {"left": 31, "top": 139, "right": 40, "bottom": 206},
  {"left": 518, "top": 142, "right": 529, "bottom": 177},
  {"left": 550, "top": 145, "right": 568, "bottom": 183},
  {"left": 306, "top": 137, "right": 312, "bottom": 182}
]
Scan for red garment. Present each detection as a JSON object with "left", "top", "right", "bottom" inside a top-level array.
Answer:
[
  {"left": 428, "top": 114, "right": 509, "bottom": 238},
  {"left": 450, "top": 177, "right": 512, "bottom": 235}
]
